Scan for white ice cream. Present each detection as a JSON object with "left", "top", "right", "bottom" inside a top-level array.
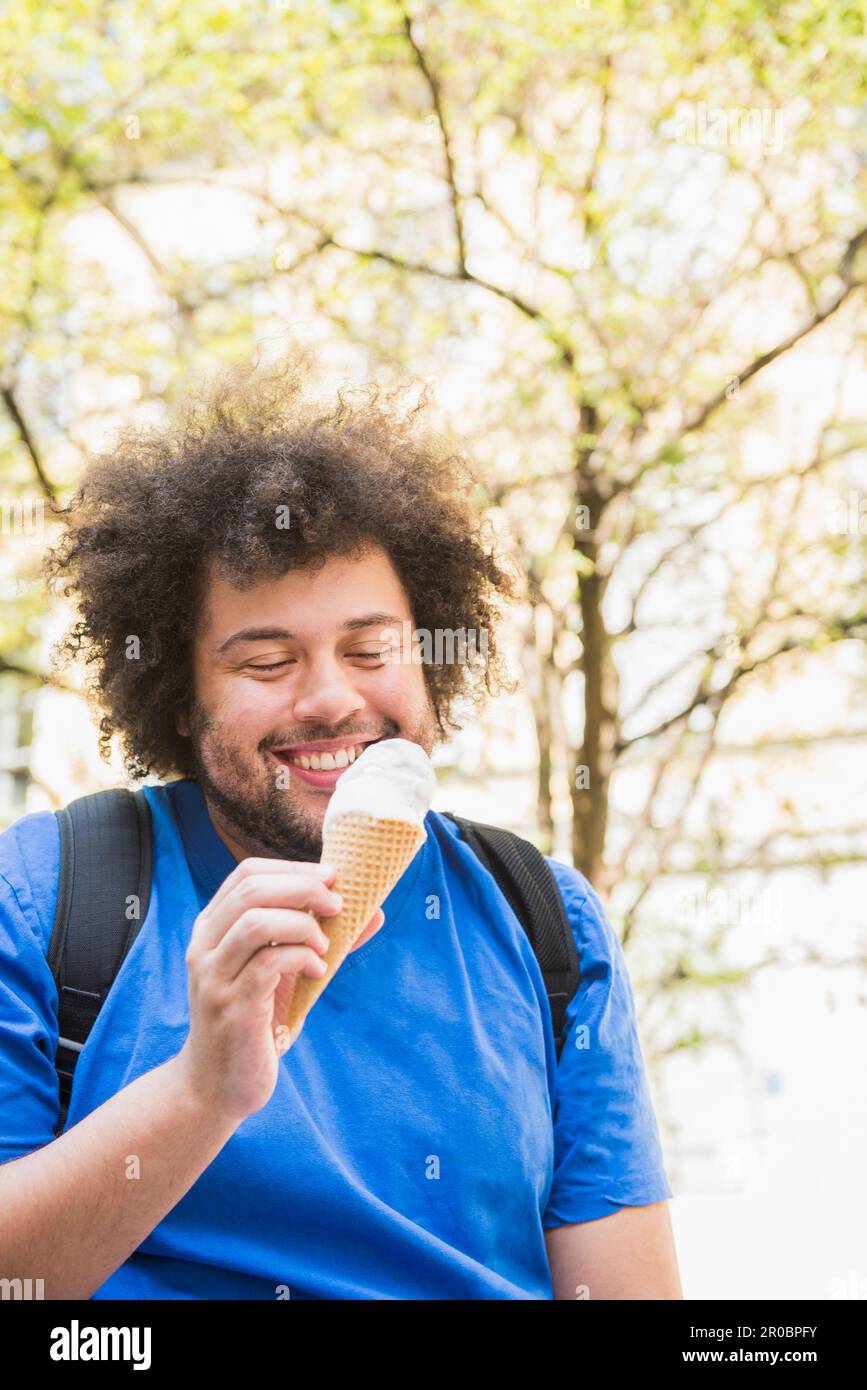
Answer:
[{"left": 322, "top": 737, "right": 436, "bottom": 835}]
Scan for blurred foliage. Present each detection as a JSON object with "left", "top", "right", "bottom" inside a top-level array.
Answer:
[{"left": 2, "top": 0, "right": 867, "bottom": 1056}]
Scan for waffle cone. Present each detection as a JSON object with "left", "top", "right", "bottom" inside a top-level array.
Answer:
[{"left": 283, "top": 812, "right": 425, "bottom": 1040}]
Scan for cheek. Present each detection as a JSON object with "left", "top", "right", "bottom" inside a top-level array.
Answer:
[
  {"left": 371, "top": 661, "right": 429, "bottom": 712},
  {"left": 204, "top": 676, "right": 279, "bottom": 732}
]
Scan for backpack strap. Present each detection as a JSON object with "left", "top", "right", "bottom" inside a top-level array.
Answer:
[
  {"left": 443, "top": 813, "right": 580, "bottom": 1061},
  {"left": 47, "top": 787, "right": 153, "bottom": 1137}
]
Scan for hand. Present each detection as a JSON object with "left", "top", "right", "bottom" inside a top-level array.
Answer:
[{"left": 174, "top": 857, "right": 343, "bottom": 1123}]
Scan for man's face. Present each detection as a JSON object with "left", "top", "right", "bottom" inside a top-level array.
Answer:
[{"left": 178, "top": 545, "right": 438, "bottom": 862}]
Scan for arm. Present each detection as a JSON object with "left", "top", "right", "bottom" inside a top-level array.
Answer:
[
  {"left": 545, "top": 1200, "right": 683, "bottom": 1300},
  {"left": 0, "top": 854, "right": 341, "bottom": 1301},
  {"left": 0, "top": 1054, "right": 240, "bottom": 1300},
  {"left": 540, "top": 861, "right": 680, "bottom": 1296}
]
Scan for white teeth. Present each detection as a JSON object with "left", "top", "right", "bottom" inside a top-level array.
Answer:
[{"left": 285, "top": 743, "right": 367, "bottom": 770}]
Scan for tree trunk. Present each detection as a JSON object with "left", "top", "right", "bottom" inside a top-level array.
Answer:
[
  {"left": 520, "top": 615, "right": 554, "bottom": 853},
  {"left": 572, "top": 560, "right": 617, "bottom": 885},
  {"left": 568, "top": 435, "right": 618, "bottom": 887},
  {"left": 534, "top": 647, "right": 555, "bottom": 856}
]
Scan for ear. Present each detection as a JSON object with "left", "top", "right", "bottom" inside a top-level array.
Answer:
[{"left": 176, "top": 709, "right": 189, "bottom": 738}]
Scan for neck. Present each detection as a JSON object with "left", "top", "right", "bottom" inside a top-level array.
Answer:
[
  {"left": 209, "top": 814, "right": 246, "bottom": 864},
  {"left": 201, "top": 789, "right": 320, "bottom": 864}
]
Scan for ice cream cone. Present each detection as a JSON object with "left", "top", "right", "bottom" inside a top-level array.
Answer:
[{"left": 283, "top": 811, "right": 426, "bottom": 1037}]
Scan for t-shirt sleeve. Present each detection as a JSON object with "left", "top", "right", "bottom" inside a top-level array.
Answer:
[
  {"left": 541, "top": 858, "right": 673, "bottom": 1228},
  {"left": 0, "top": 815, "right": 62, "bottom": 1163}
]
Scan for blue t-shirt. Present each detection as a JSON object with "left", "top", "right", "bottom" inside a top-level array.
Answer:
[{"left": 0, "top": 778, "right": 672, "bottom": 1299}]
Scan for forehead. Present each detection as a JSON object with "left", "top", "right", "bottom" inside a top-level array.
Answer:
[{"left": 199, "top": 546, "right": 412, "bottom": 640}]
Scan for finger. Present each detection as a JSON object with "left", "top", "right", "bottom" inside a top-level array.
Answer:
[
  {"left": 273, "top": 1022, "right": 297, "bottom": 1056},
  {"left": 214, "top": 907, "right": 334, "bottom": 982},
  {"left": 193, "top": 872, "right": 342, "bottom": 953},
  {"left": 201, "top": 857, "right": 337, "bottom": 921},
  {"left": 235, "top": 942, "right": 328, "bottom": 1004},
  {"left": 351, "top": 907, "right": 385, "bottom": 951}
]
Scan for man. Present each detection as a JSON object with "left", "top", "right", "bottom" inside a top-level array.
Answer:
[{"left": 0, "top": 355, "right": 681, "bottom": 1299}]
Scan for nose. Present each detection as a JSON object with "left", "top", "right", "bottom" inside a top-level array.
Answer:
[{"left": 289, "top": 649, "right": 366, "bottom": 726}]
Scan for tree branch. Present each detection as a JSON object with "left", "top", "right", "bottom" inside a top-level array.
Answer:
[
  {"left": 633, "top": 222, "right": 867, "bottom": 482},
  {"left": 400, "top": 2, "right": 467, "bottom": 273},
  {"left": 0, "top": 385, "right": 59, "bottom": 503}
]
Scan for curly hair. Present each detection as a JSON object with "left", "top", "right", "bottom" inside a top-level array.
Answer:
[{"left": 44, "top": 349, "right": 522, "bottom": 781}]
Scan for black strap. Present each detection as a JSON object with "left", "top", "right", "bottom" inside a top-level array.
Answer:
[
  {"left": 444, "top": 813, "right": 580, "bottom": 1061},
  {"left": 48, "top": 788, "right": 153, "bottom": 1136}
]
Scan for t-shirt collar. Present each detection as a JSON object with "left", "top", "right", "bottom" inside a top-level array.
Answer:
[{"left": 172, "top": 778, "right": 240, "bottom": 897}]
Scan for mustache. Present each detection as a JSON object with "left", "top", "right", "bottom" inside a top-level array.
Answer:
[{"left": 264, "top": 718, "right": 400, "bottom": 749}]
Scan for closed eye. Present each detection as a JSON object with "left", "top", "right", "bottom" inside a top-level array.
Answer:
[{"left": 246, "top": 651, "right": 391, "bottom": 672}]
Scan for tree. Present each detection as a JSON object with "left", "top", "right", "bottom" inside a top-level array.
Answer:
[{"left": 2, "top": 2, "right": 866, "bottom": 1057}]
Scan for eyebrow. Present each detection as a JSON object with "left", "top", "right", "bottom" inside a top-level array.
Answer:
[{"left": 215, "top": 613, "right": 406, "bottom": 655}]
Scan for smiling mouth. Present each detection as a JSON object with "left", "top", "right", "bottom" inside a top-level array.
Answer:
[{"left": 269, "top": 736, "right": 383, "bottom": 773}]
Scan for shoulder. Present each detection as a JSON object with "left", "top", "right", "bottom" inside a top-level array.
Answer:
[
  {"left": 542, "top": 856, "right": 620, "bottom": 963},
  {"left": 430, "top": 811, "right": 619, "bottom": 964},
  {"left": 0, "top": 783, "right": 176, "bottom": 951},
  {"left": 543, "top": 856, "right": 601, "bottom": 917},
  {"left": 0, "top": 806, "right": 61, "bottom": 951},
  {"left": 0, "top": 807, "right": 65, "bottom": 1159}
]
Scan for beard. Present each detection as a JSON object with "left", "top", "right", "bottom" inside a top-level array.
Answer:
[{"left": 185, "top": 697, "right": 438, "bottom": 862}]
